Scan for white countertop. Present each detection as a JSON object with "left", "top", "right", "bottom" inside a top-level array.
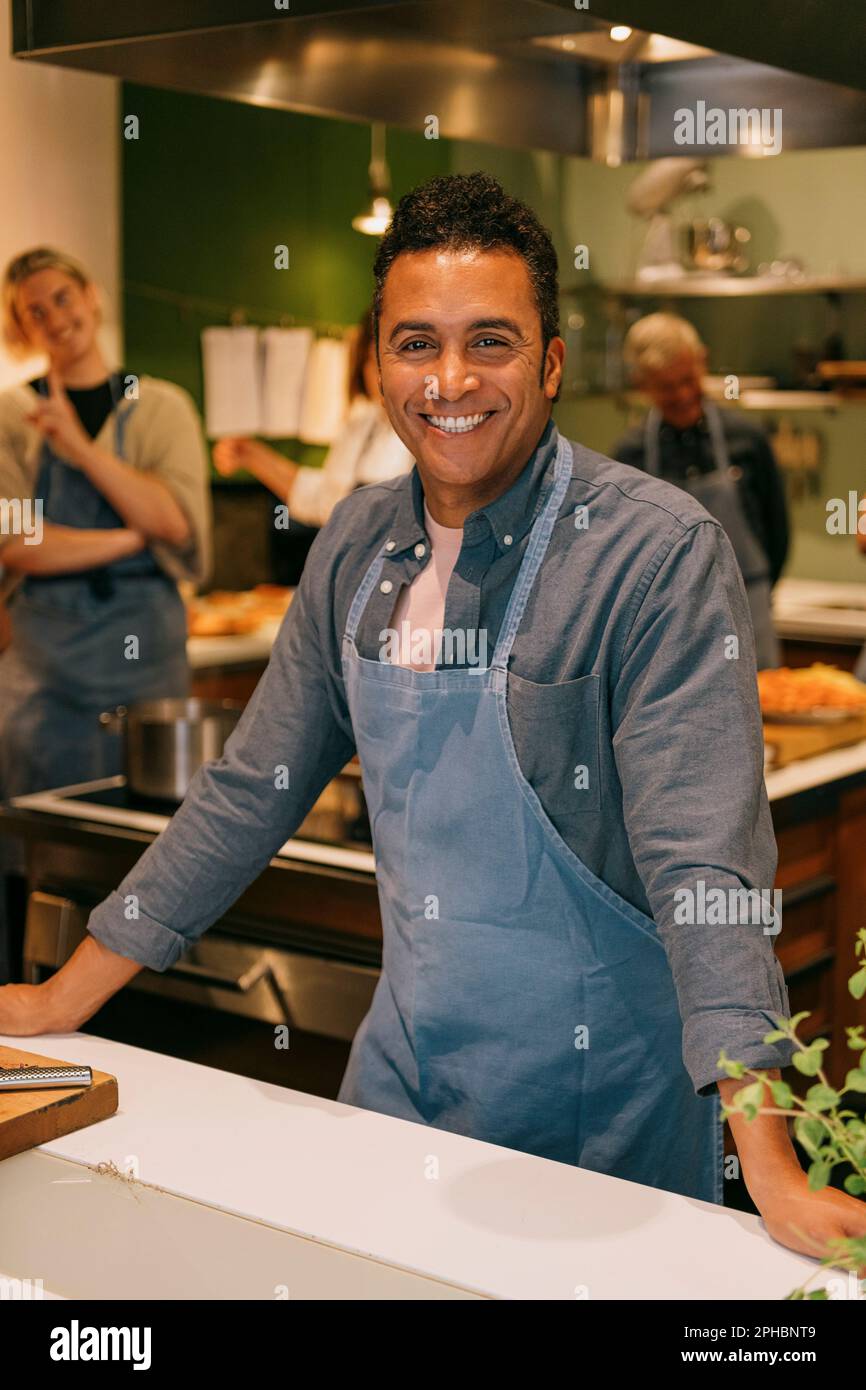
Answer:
[
  {"left": 0, "top": 1031, "right": 832, "bottom": 1301},
  {"left": 773, "top": 577, "right": 866, "bottom": 643},
  {"left": 765, "top": 737, "right": 866, "bottom": 801},
  {"left": 187, "top": 621, "right": 278, "bottom": 670}
]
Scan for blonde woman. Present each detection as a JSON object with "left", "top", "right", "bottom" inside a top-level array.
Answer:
[{"left": 0, "top": 248, "right": 212, "bottom": 973}]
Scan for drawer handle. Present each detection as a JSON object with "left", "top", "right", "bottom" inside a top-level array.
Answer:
[{"left": 165, "top": 956, "right": 293, "bottom": 1024}]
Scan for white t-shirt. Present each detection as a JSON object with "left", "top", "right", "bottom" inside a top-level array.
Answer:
[{"left": 389, "top": 503, "right": 464, "bottom": 671}]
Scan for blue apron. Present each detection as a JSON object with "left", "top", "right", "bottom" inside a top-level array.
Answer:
[
  {"left": 337, "top": 434, "right": 723, "bottom": 1203},
  {"left": 0, "top": 380, "right": 189, "bottom": 809},
  {"left": 645, "top": 403, "right": 780, "bottom": 669}
]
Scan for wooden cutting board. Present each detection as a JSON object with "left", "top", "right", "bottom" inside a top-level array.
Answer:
[
  {"left": 0, "top": 1044, "right": 118, "bottom": 1161},
  {"left": 764, "top": 713, "right": 866, "bottom": 769}
]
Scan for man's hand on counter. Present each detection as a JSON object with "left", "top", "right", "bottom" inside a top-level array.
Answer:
[
  {"left": 0, "top": 936, "right": 141, "bottom": 1035},
  {"left": 720, "top": 1073, "right": 866, "bottom": 1274},
  {"left": 757, "top": 1175, "right": 866, "bottom": 1275}
]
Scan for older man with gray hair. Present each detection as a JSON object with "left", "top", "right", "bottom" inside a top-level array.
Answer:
[{"left": 613, "top": 312, "right": 788, "bottom": 668}]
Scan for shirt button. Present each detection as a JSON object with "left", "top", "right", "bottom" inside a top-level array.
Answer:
[
  {"left": 380, "top": 580, "right": 393, "bottom": 595},
  {"left": 414, "top": 542, "right": 426, "bottom": 558},
  {"left": 503, "top": 534, "right": 513, "bottom": 546},
  {"left": 385, "top": 540, "right": 396, "bottom": 552}
]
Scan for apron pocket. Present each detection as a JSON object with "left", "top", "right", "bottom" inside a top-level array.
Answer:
[{"left": 506, "top": 670, "right": 602, "bottom": 814}]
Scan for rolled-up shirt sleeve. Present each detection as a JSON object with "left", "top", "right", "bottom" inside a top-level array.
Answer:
[
  {"left": 612, "top": 519, "right": 795, "bottom": 1095},
  {"left": 86, "top": 529, "right": 355, "bottom": 969}
]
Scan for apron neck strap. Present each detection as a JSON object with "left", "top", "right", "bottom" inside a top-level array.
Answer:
[{"left": 491, "top": 433, "right": 573, "bottom": 672}]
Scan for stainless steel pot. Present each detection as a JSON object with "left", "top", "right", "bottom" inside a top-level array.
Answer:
[{"left": 99, "top": 698, "right": 243, "bottom": 801}]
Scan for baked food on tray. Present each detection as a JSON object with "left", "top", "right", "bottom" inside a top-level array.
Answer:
[
  {"left": 758, "top": 663, "right": 866, "bottom": 721},
  {"left": 186, "top": 586, "right": 294, "bottom": 638}
]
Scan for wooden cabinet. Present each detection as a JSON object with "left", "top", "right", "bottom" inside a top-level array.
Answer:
[{"left": 772, "top": 781, "right": 866, "bottom": 1088}]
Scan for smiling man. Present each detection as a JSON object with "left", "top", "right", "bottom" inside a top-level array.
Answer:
[{"left": 1, "top": 174, "right": 864, "bottom": 1266}]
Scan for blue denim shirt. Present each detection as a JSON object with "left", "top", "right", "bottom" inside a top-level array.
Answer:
[{"left": 88, "top": 418, "right": 794, "bottom": 1094}]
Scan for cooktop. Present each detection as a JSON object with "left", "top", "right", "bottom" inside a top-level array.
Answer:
[{"left": 8, "top": 776, "right": 375, "bottom": 874}]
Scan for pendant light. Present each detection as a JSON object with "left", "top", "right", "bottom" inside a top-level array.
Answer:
[{"left": 352, "top": 123, "right": 394, "bottom": 236}]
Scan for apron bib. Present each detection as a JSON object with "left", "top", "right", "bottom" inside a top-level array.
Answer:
[
  {"left": 338, "top": 434, "right": 723, "bottom": 1202},
  {"left": 645, "top": 404, "right": 780, "bottom": 669},
  {"left": 0, "top": 382, "right": 189, "bottom": 801}
]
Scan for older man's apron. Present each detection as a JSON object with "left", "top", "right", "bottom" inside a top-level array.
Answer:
[
  {"left": 0, "top": 384, "right": 188, "bottom": 845},
  {"left": 337, "top": 434, "right": 723, "bottom": 1202},
  {"left": 645, "top": 403, "right": 780, "bottom": 669}
]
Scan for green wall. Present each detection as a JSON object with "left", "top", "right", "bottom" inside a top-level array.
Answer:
[
  {"left": 122, "top": 84, "right": 452, "bottom": 468},
  {"left": 122, "top": 85, "right": 866, "bottom": 582}
]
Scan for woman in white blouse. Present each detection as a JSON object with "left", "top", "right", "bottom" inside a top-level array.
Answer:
[{"left": 212, "top": 308, "right": 412, "bottom": 525}]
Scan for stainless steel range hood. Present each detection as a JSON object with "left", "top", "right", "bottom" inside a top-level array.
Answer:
[{"left": 11, "top": 0, "right": 866, "bottom": 159}]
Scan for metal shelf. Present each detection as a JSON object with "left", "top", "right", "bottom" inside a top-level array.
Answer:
[
  {"left": 592, "top": 275, "right": 866, "bottom": 299},
  {"left": 560, "top": 390, "right": 853, "bottom": 411}
]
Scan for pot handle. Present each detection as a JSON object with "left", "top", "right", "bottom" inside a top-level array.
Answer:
[{"left": 98, "top": 704, "right": 128, "bottom": 733}]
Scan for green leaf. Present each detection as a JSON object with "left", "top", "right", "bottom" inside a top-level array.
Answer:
[
  {"left": 762, "top": 1029, "right": 788, "bottom": 1044},
  {"left": 787, "top": 1011, "right": 812, "bottom": 1031},
  {"left": 843, "top": 1174, "right": 866, "bottom": 1196},
  {"left": 849, "top": 967, "right": 866, "bottom": 1001},
  {"left": 717, "top": 1048, "right": 745, "bottom": 1078},
  {"left": 793, "top": 1048, "right": 824, "bottom": 1077},
  {"left": 805, "top": 1290, "right": 830, "bottom": 1300},
  {"left": 805, "top": 1083, "right": 841, "bottom": 1112},
  {"left": 844, "top": 1068, "right": 866, "bottom": 1094},
  {"left": 732, "top": 1081, "right": 765, "bottom": 1119},
  {"left": 769, "top": 1079, "right": 794, "bottom": 1108},
  {"left": 807, "top": 1160, "right": 832, "bottom": 1191},
  {"left": 795, "top": 1117, "right": 826, "bottom": 1156},
  {"left": 847, "top": 1236, "right": 866, "bottom": 1262}
]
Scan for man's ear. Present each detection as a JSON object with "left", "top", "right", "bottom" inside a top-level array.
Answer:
[{"left": 543, "top": 336, "right": 566, "bottom": 400}]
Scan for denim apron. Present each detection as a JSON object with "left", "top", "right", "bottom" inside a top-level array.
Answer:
[
  {"left": 645, "top": 403, "right": 780, "bottom": 669},
  {"left": 0, "top": 379, "right": 189, "bottom": 818},
  {"left": 337, "top": 434, "right": 723, "bottom": 1202}
]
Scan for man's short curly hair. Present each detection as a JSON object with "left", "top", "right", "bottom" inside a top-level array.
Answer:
[{"left": 372, "top": 172, "right": 560, "bottom": 367}]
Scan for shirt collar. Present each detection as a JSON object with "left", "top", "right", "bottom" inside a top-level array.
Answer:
[{"left": 387, "top": 416, "right": 560, "bottom": 555}]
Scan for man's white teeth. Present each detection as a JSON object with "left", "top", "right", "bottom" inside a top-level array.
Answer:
[{"left": 427, "top": 412, "right": 491, "bottom": 433}]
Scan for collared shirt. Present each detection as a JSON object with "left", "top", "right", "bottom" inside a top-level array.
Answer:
[
  {"left": 613, "top": 407, "right": 790, "bottom": 585},
  {"left": 87, "top": 418, "right": 794, "bottom": 1095}
]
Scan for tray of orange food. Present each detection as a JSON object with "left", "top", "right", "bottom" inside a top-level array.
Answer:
[
  {"left": 186, "top": 584, "right": 294, "bottom": 638},
  {"left": 758, "top": 663, "right": 866, "bottom": 723}
]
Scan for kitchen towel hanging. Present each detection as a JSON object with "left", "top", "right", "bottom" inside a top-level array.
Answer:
[
  {"left": 201, "top": 326, "right": 262, "bottom": 438},
  {"left": 298, "top": 337, "right": 350, "bottom": 445},
  {"left": 260, "top": 326, "right": 314, "bottom": 438}
]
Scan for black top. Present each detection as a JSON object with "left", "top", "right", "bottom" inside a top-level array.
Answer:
[
  {"left": 612, "top": 410, "right": 790, "bottom": 585},
  {"left": 29, "top": 373, "right": 116, "bottom": 440}
]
